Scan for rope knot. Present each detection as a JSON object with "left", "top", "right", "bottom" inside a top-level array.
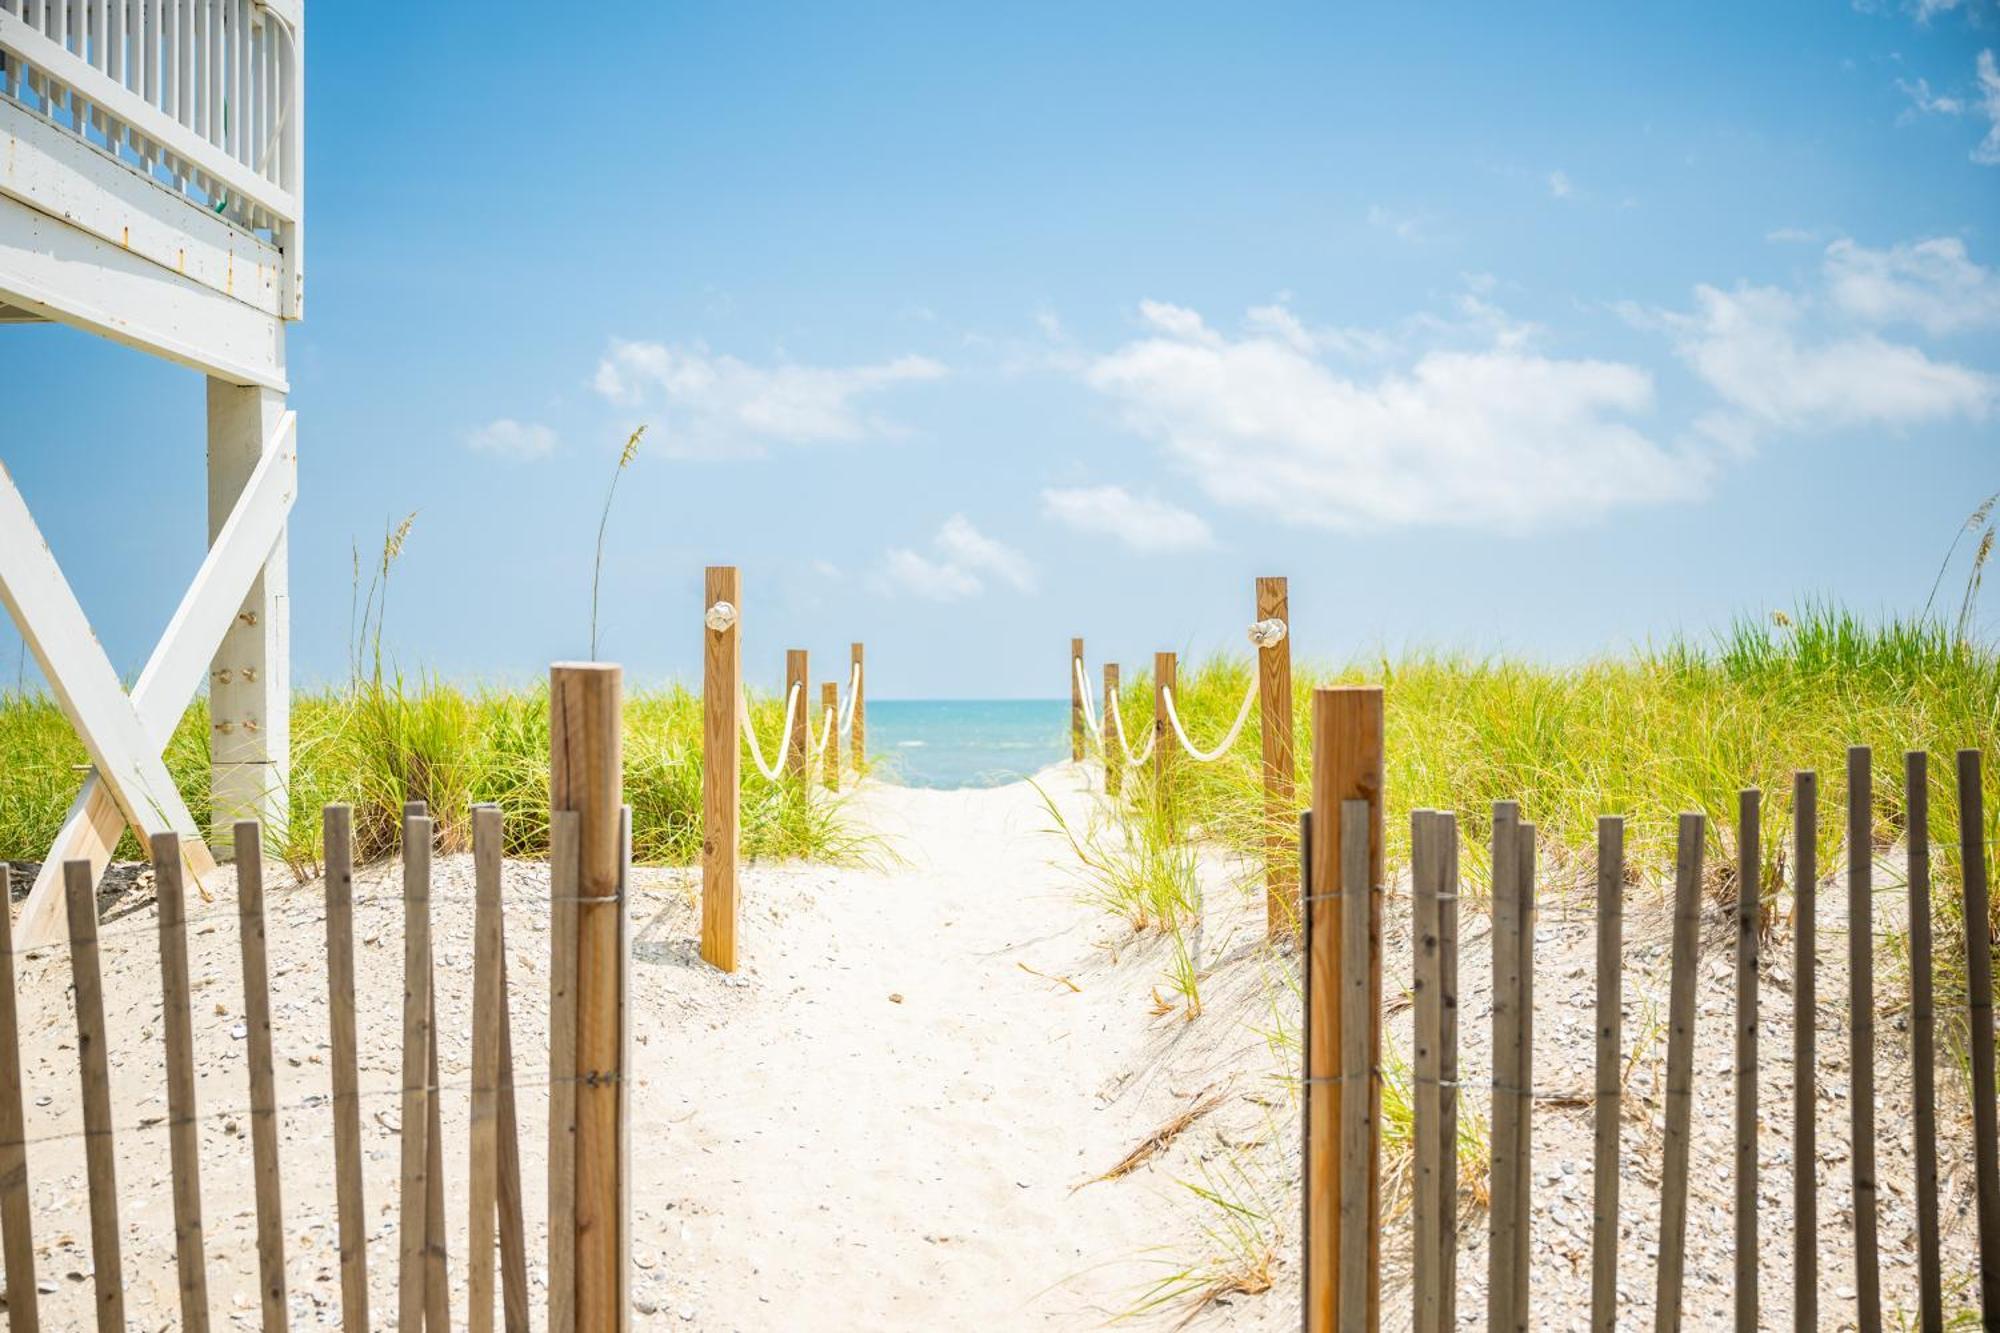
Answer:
[{"left": 705, "top": 600, "right": 739, "bottom": 634}]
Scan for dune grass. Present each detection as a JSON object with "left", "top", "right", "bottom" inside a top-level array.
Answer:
[{"left": 0, "top": 676, "right": 861, "bottom": 880}]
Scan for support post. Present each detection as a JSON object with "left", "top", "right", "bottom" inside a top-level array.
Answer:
[
  {"left": 1256, "top": 576, "right": 1295, "bottom": 933},
  {"left": 850, "top": 642, "right": 865, "bottom": 772},
  {"left": 550, "top": 663, "right": 627, "bottom": 1333},
  {"left": 821, "top": 682, "right": 839, "bottom": 791},
  {"left": 1070, "top": 637, "right": 1085, "bottom": 762},
  {"left": 1102, "top": 663, "right": 1121, "bottom": 797},
  {"left": 1154, "top": 651, "right": 1177, "bottom": 824},
  {"left": 701, "top": 568, "right": 740, "bottom": 973},
  {"left": 1303, "top": 686, "right": 1383, "bottom": 1333},
  {"left": 784, "top": 649, "right": 809, "bottom": 780},
  {"left": 206, "top": 379, "right": 289, "bottom": 845}
]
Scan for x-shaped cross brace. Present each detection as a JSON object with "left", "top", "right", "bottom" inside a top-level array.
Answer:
[{"left": 0, "top": 412, "right": 296, "bottom": 946}]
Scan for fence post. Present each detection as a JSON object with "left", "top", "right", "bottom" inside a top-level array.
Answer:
[
  {"left": 551, "top": 663, "right": 628, "bottom": 1333},
  {"left": 702, "top": 568, "right": 740, "bottom": 973},
  {"left": 1103, "top": 663, "right": 1122, "bottom": 797},
  {"left": 785, "top": 650, "right": 809, "bottom": 780},
  {"left": 1590, "top": 815, "right": 1623, "bottom": 1333},
  {"left": 64, "top": 859, "right": 124, "bottom": 1333},
  {"left": 1656, "top": 812, "right": 1705, "bottom": 1329},
  {"left": 1792, "top": 771, "right": 1819, "bottom": 1333},
  {"left": 850, "top": 642, "right": 865, "bottom": 772},
  {"left": 1907, "top": 753, "right": 1943, "bottom": 1332},
  {"left": 1256, "top": 576, "right": 1296, "bottom": 935},
  {"left": 821, "top": 683, "right": 840, "bottom": 790},
  {"left": 1735, "top": 789, "right": 1761, "bottom": 1333},
  {"left": 1071, "top": 637, "right": 1085, "bottom": 761},
  {"left": 0, "top": 866, "right": 37, "bottom": 1333},
  {"left": 1154, "top": 651, "right": 1178, "bottom": 824},
  {"left": 1848, "top": 746, "right": 1882, "bottom": 1333},
  {"left": 1960, "top": 749, "right": 2000, "bottom": 1326},
  {"left": 1304, "top": 686, "right": 1383, "bottom": 1333}
]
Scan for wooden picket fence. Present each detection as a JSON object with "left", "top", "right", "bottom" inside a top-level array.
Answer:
[
  {"left": 1300, "top": 710, "right": 2000, "bottom": 1330},
  {"left": 0, "top": 661, "right": 631, "bottom": 1333}
]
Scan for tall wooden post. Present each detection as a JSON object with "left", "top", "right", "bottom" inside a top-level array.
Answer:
[
  {"left": 550, "top": 664, "right": 627, "bottom": 1333},
  {"left": 1102, "top": 663, "right": 1122, "bottom": 797},
  {"left": 1154, "top": 651, "right": 1177, "bottom": 822},
  {"left": 1257, "top": 576, "right": 1295, "bottom": 933},
  {"left": 701, "top": 567, "right": 739, "bottom": 972},
  {"left": 785, "top": 650, "right": 809, "bottom": 780},
  {"left": 850, "top": 642, "right": 866, "bottom": 772},
  {"left": 1304, "top": 686, "right": 1383, "bottom": 1333},
  {"left": 821, "top": 683, "right": 840, "bottom": 791},
  {"left": 1070, "top": 637, "right": 1086, "bottom": 762}
]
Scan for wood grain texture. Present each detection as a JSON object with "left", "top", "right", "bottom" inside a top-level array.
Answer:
[
  {"left": 1848, "top": 747, "right": 1882, "bottom": 1333},
  {"left": 0, "top": 865, "right": 37, "bottom": 1333},
  {"left": 1735, "top": 789, "right": 1760, "bottom": 1333},
  {"left": 1256, "top": 576, "right": 1295, "bottom": 935},
  {"left": 1656, "top": 813, "right": 1704, "bottom": 1332},
  {"left": 1154, "top": 651, "right": 1177, "bottom": 829},
  {"left": 551, "top": 664, "right": 627, "bottom": 1333},
  {"left": 701, "top": 568, "right": 740, "bottom": 972},
  {"left": 1102, "top": 664, "right": 1121, "bottom": 798},
  {"left": 470, "top": 805, "right": 504, "bottom": 1333},
  {"left": 1959, "top": 750, "right": 2000, "bottom": 1328},
  {"left": 1437, "top": 814, "right": 1460, "bottom": 1333},
  {"left": 1304, "top": 686, "right": 1383, "bottom": 1333},
  {"left": 784, "top": 650, "right": 809, "bottom": 780},
  {"left": 397, "top": 815, "right": 433, "bottom": 1333},
  {"left": 322, "top": 806, "right": 369, "bottom": 1333},
  {"left": 1487, "top": 802, "right": 1523, "bottom": 1333},
  {"left": 1793, "top": 771, "right": 1819, "bottom": 1333},
  {"left": 154, "top": 832, "right": 212, "bottom": 1333},
  {"left": 1410, "top": 812, "right": 1444, "bottom": 1333},
  {"left": 1338, "top": 800, "right": 1371, "bottom": 1333},
  {"left": 850, "top": 643, "right": 865, "bottom": 772},
  {"left": 235, "top": 821, "right": 290, "bottom": 1332},
  {"left": 1070, "top": 637, "right": 1085, "bottom": 762},
  {"left": 1590, "top": 816, "right": 1623, "bottom": 1333},
  {"left": 1906, "top": 753, "right": 1942, "bottom": 1333},
  {"left": 821, "top": 682, "right": 840, "bottom": 791},
  {"left": 546, "top": 811, "right": 580, "bottom": 1333},
  {"left": 63, "top": 860, "right": 123, "bottom": 1333}
]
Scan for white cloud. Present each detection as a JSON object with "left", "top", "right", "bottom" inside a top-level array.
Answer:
[
  {"left": 1825, "top": 236, "right": 2000, "bottom": 334},
  {"left": 1041, "top": 485, "right": 1215, "bottom": 551},
  {"left": 1766, "top": 226, "right": 1823, "bottom": 245},
  {"left": 1978, "top": 49, "right": 2000, "bottom": 165},
  {"left": 1897, "top": 50, "right": 2000, "bottom": 164},
  {"left": 1547, "top": 170, "right": 1575, "bottom": 200},
  {"left": 1366, "top": 205, "right": 1432, "bottom": 243},
  {"left": 590, "top": 339, "right": 946, "bottom": 456},
  {"left": 464, "top": 418, "right": 558, "bottom": 461},
  {"left": 1084, "top": 301, "right": 1700, "bottom": 532},
  {"left": 1658, "top": 282, "right": 1994, "bottom": 432},
  {"left": 1897, "top": 75, "right": 1965, "bottom": 118},
  {"left": 877, "top": 516, "right": 1035, "bottom": 601}
]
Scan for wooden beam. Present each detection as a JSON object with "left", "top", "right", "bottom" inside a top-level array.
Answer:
[
  {"left": 701, "top": 567, "right": 740, "bottom": 973},
  {"left": 1256, "top": 576, "right": 1295, "bottom": 934}
]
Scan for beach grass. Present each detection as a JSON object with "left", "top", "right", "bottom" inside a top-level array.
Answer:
[{"left": 0, "top": 676, "right": 861, "bottom": 880}]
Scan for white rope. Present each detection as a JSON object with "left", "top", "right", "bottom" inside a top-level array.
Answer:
[
  {"left": 1072, "top": 656, "right": 1102, "bottom": 739},
  {"left": 1160, "top": 676, "right": 1259, "bottom": 763},
  {"left": 1074, "top": 655, "right": 1159, "bottom": 769},
  {"left": 1106, "top": 684, "right": 1157, "bottom": 768},
  {"left": 739, "top": 682, "right": 800, "bottom": 782},
  {"left": 807, "top": 697, "right": 837, "bottom": 763},
  {"left": 837, "top": 661, "right": 863, "bottom": 736}
]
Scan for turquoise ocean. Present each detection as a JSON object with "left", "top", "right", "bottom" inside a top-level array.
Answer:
[{"left": 864, "top": 699, "right": 1071, "bottom": 789}]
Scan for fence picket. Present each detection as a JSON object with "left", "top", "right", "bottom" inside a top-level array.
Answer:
[
  {"left": 1958, "top": 749, "right": 2000, "bottom": 1326},
  {"left": 1848, "top": 747, "right": 1882, "bottom": 1333},
  {"left": 398, "top": 813, "right": 434, "bottom": 1333},
  {"left": 62, "top": 859, "right": 123, "bottom": 1333},
  {"left": 1412, "top": 811, "right": 1444, "bottom": 1333},
  {"left": 1735, "top": 789, "right": 1760, "bottom": 1332},
  {"left": 1907, "top": 753, "right": 1942, "bottom": 1333},
  {"left": 153, "top": 832, "right": 211, "bottom": 1333},
  {"left": 547, "top": 809, "right": 581, "bottom": 1333},
  {"left": 1656, "top": 813, "right": 1703, "bottom": 1331},
  {"left": 236, "top": 821, "right": 290, "bottom": 1332},
  {"left": 1488, "top": 802, "right": 1523, "bottom": 1333},
  {"left": 1437, "top": 813, "right": 1460, "bottom": 1333},
  {"left": 1590, "top": 816, "right": 1623, "bottom": 1333},
  {"left": 1793, "top": 772, "right": 1818, "bottom": 1333},
  {"left": 495, "top": 909, "right": 532, "bottom": 1333},
  {"left": 1337, "top": 799, "right": 1371, "bottom": 1333},
  {"left": 471, "top": 804, "right": 503, "bottom": 1333},
  {"left": 0, "top": 865, "right": 37, "bottom": 1333},
  {"left": 323, "top": 804, "right": 370, "bottom": 1333}
]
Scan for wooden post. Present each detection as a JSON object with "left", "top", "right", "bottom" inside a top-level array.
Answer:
[
  {"left": 1590, "top": 816, "right": 1623, "bottom": 1333},
  {"left": 496, "top": 932, "right": 531, "bottom": 1333},
  {"left": 154, "top": 833, "right": 212, "bottom": 1333},
  {"left": 323, "top": 806, "right": 369, "bottom": 1333},
  {"left": 701, "top": 567, "right": 740, "bottom": 973},
  {"left": 470, "top": 805, "right": 504, "bottom": 1333},
  {"left": 1070, "top": 637, "right": 1085, "bottom": 762},
  {"left": 1257, "top": 576, "right": 1296, "bottom": 935},
  {"left": 821, "top": 682, "right": 840, "bottom": 791},
  {"left": 1337, "top": 799, "right": 1372, "bottom": 1333},
  {"left": 1960, "top": 749, "right": 2000, "bottom": 1327},
  {"left": 1154, "top": 651, "right": 1178, "bottom": 825},
  {"left": 1735, "top": 789, "right": 1760, "bottom": 1333},
  {"left": 550, "top": 663, "right": 627, "bottom": 1333},
  {"left": 1848, "top": 747, "right": 1882, "bottom": 1333},
  {"left": 397, "top": 812, "right": 433, "bottom": 1333},
  {"left": 1102, "top": 664, "right": 1122, "bottom": 797},
  {"left": 63, "top": 860, "right": 124, "bottom": 1333},
  {"left": 1793, "top": 772, "right": 1819, "bottom": 1333},
  {"left": 1304, "top": 686, "right": 1383, "bottom": 1333},
  {"left": 785, "top": 649, "right": 809, "bottom": 780},
  {"left": 235, "top": 821, "right": 289, "bottom": 1332},
  {"left": 1490, "top": 808, "right": 1534, "bottom": 1332},
  {"left": 850, "top": 642, "right": 865, "bottom": 772},
  {"left": 1906, "top": 753, "right": 1943, "bottom": 1333},
  {"left": 1436, "top": 813, "right": 1460, "bottom": 1333},
  {"left": 0, "top": 865, "right": 37, "bottom": 1333},
  {"left": 1656, "top": 813, "right": 1704, "bottom": 1330},
  {"left": 546, "top": 811, "right": 580, "bottom": 1333},
  {"left": 1411, "top": 811, "right": 1445, "bottom": 1333}
]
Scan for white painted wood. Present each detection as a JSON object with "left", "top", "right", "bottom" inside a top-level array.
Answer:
[
  {"left": 0, "top": 9, "right": 296, "bottom": 222},
  {"left": 0, "top": 457, "right": 215, "bottom": 894},
  {"left": 16, "top": 411, "right": 294, "bottom": 944},
  {"left": 0, "top": 98, "right": 284, "bottom": 316},
  {"left": 0, "top": 188, "right": 286, "bottom": 387},
  {"left": 206, "top": 379, "right": 288, "bottom": 841}
]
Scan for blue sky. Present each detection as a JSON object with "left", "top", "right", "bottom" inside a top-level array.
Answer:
[{"left": 5, "top": 0, "right": 2000, "bottom": 698}]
